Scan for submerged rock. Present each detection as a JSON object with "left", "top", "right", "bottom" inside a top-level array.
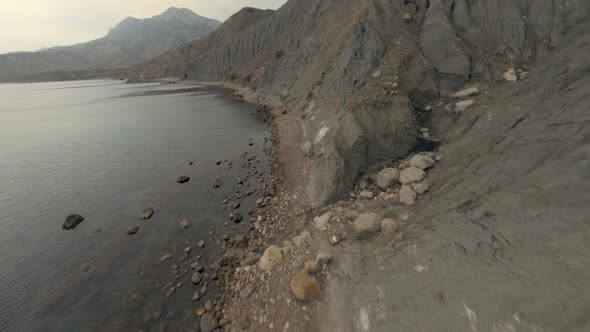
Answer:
[
  {"left": 176, "top": 176, "right": 190, "bottom": 184},
  {"left": 63, "top": 214, "right": 85, "bottom": 230},
  {"left": 455, "top": 99, "right": 475, "bottom": 112},
  {"left": 451, "top": 87, "right": 479, "bottom": 98},
  {"left": 140, "top": 208, "right": 154, "bottom": 220},
  {"left": 200, "top": 313, "right": 219, "bottom": 332},
  {"left": 126, "top": 225, "right": 140, "bottom": 235},
  {"left": 179, "top": 219, "right": 190, "bottom": 229},
  {"left": 380, "top": 218, "right": 399, "bottom": 235}
]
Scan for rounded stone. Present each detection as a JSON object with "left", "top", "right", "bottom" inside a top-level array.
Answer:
[
  {"left": 259, "top": 245, "right": 284, "bottom": 271},
  {"left": 291, "top": 271, "right": 321, "bottom": 301}
]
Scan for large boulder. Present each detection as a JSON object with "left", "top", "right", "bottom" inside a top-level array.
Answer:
[
  {"left": 353, "top": 213, "right": 381, "bottom": 237},
  {"left": 400, "top": 185, "right": 417, "bottom": 206},
  {"left": 410, "top": 155, "right": 435, "bottom": 170},
  {"left": 375, "top": 168, "right": 400, "bottom": 190},
  {"left": 259, "top": 245, "right": 284, "bottom": 271},
  {"left": 400, "top": 167, "right": 426, "bottom": 184},
  {"left": 291, "top": 271, "right": 321, "bottom": 301}
]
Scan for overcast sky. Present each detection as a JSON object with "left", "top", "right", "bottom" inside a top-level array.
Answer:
[{"left": 0, "top": 0, "right": 287, "bottom": 53}]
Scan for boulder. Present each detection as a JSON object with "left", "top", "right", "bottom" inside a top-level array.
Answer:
[
  {"left": 353, "top": 213, "right": 381, "bottom": 237},
  {"left": 292, "top": 231, "right": 312, "bottom": 248},
  {"left": 375, "top": 168, "right": 400, "bottom": 190},
  {"left": 200, "top": 313, "right": 219, "bottom": 332},
  {"left": 409, "top": 155, "right": 435, "bottom": 170},
  {"left": 381, "top": 218, "right": 399, "bottom": 235},
  {"left": 259, "top": 245, "right": 284, "bottom": 271},
  {"left": 451, "top": 87, "right": 479, "bottom": 98},
  {"left": 314, "top": 212, "right": 332, "bottom": 230},
  {"left": 139, "top": 208, "right": 154, "bottom": 220},
  {"left": 291, "top": 271, "right": 321, "bottom": 301},
  {"left": 400, "top": 185, "right": 417, "bottom": 206},
  {"left": 63, "top": 214, "right": 85, "bottom": 230},
  {"left": 399, "top": 167, "right": 426, "bottom": 184},
  {"left": 413, "top": 182, "right": 430, "bottom": 195},
  {"left": 176, "top": 176, "right": 190, "bottom": 184},
  {"left": 455, "top": 99, "right": 475, "bottom": 112},
  {"left": 359, "top": 191, "right": 374, "bottom": 199}
]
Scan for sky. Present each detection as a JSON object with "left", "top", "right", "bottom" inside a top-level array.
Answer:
[{"left": 0, "top": 0, "right": 287, "bottom": 53}]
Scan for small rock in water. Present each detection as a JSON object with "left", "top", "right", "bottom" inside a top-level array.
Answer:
[
  {"left": 231, "top": 212, "right": 243, "bottom": 223},
  {"left": 232, "top": 202, "right": 241, "bottom": 209},
  {"left": 63, "top": 214, "right": 85, "bottom": 230},
  {"left": 126, "top": 225, "right": 140, "bottom": 235},
  {"left": 195, "top": 307, "right": 205, "bottom": 317},
  {"left": 179, "top": 219, "right": 190, "bottom": 229},
  {"left": 187, "top": 161, "right": 194, "bottom": 165},
  {"left": 160, "top": 254, "right": 172, "bottom": 262},
  {"left": 216, "top": 160, "right": 221, "bottom": 165},
  {"left": 184, "top": 246, "right": 191, "bottom": 253},
  {"left": 197, "top": 240, "right": 205, "bottom": 248},
  {"left": 191, "top": 272, "right": 203, "bottom": 284},
  {"left": 140, "top": 208, "right": 154, "bottom": 220},
  {"left": 213, "top": 177, "right": 221, "bottom": 188},
  {"left": 204, "top": 299, "right": 214, "bottom": 312},
  {"left": 176, "top": 176, "right": 190, "bottom": 184},
  {"left": 291, "top": 271, "right": 321, "bottom": 301}
]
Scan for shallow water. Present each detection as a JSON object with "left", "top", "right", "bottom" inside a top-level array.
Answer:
[{"left": 0, "top": 80, "right": 269, "bottom": 331}]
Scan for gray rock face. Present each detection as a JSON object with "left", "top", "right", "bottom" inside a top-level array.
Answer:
[
  {"left": 353, "top": 213, "right": 381, "bottom": 237},
  {"left": 420, "top": 0, "right": 471, "bottom": 93},
  {"left": 375, "top": 168, "right": 400, "bottom": 190},
  {"left": 63, "top": 214, "right": 85, "bottom": 230}
]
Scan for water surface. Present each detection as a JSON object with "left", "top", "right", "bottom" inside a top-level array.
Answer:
[{"left": 0, "top": 80, "right": 269, "bottom": 331}]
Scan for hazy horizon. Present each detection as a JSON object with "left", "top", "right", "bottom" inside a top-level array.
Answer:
[{"left": 0, "top": 0, "right": 287, "bottom": 54}]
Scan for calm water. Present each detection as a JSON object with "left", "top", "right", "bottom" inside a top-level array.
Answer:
[{"left": 0, "top": 80, "right": 269, "bottom": 331}]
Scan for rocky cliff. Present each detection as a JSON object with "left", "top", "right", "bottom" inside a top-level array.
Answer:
[
  {"left": 128, "top": 1, "right": 589, "bottom": 330},
  {"left": 132, "top": 0, "right": 588, "bottom": 208},
  {"left": 0, "top": 7, "right": 220, "bottom": 79}
]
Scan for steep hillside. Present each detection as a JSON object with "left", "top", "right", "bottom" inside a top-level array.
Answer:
[
  {"left": 0, "top": 7, "right": 220, "bottom": 78},
  {"left": 127, "top": 1, "right": 590, "bottom": 331}
]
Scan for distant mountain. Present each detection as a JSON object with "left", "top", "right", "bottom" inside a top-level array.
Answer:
[{"left": 0, "top": 7, "right": 220, "bottom": 78}]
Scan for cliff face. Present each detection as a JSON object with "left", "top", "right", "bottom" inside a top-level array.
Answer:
[
  {"left": 0, "top": 7, "right": 220, "bottom": 79},
  {"left": 131, "top": 0, "right": 589, "bottom": 208}
]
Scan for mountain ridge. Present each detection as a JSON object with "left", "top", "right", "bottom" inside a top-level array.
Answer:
[{"left": 0, "top": 7, "right": 221, "bottom": 78}]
